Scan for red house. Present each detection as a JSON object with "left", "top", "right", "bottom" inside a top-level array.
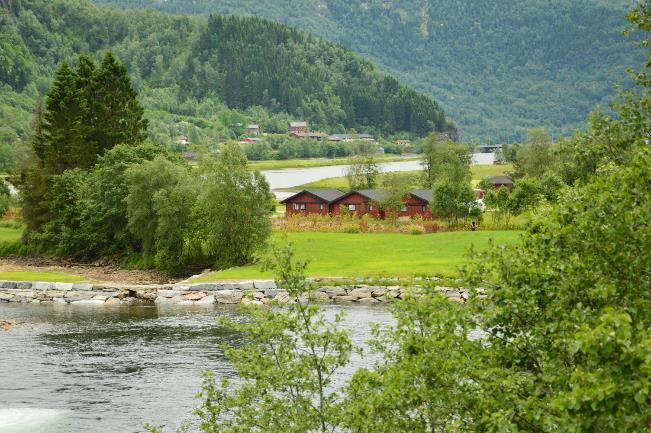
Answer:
[
  {"left": 331, "top": 189, "right": 388, "bottom": 218},
  {"left": 281, "top": 189, "right": 347, "bottom": 216},
  {"left": 402, "top": 189, "right": 433, "bottom": 218},
  {"left": 288, "top": 121, "right": 308, "bottom": 135}
]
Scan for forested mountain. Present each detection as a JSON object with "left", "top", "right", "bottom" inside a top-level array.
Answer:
[
  {"left": 0, "top": 0, "right": 448, "bottom": 153},
  {"left": 93, "top": 0, "right": 644, "bottom": 142}
]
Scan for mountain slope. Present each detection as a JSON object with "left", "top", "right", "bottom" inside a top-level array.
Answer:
[
  {"left": 94, "top": 0, "right": 644, "bottom": 141},
  {"left": 0, "top": 0, "right": 447, "bottom": 151}
]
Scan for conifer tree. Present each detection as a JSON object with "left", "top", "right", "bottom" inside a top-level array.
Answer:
[{"left": 93, "top": 52, "right": 148, "bottom": 153}]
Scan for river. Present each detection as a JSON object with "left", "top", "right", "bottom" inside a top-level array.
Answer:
[
  {"left": 0, "top": 303, "right": 394, "bottom": 433},
  {"left": 263, "top": 153, "right": 495, "bottom": 199}
]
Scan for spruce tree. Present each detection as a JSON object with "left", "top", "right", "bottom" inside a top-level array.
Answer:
[
  {"left": 93, "top": 52, "right": 148, "bottom": 153},
  {"left": 42, "top": 61, "right": 93, "bottom": 173}
]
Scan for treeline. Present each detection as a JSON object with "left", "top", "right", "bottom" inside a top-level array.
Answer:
[
  {"left": 185, "top": 15, "right": 446, "bottom": 136},
  {"left": 0, "top": 0, "right": 448, "bottom": 166},
  {"left": 14, "top": 54, "right": 274, "bottom": 273},
  {"left": 93, "top": 0, "right": 642, "bottom": 142}
]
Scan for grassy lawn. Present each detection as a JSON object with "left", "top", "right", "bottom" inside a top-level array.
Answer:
[
  {"left": 282, "top": 164, "right": 514, "bottom": 191},
  {"left": 0, "top": 226, "right": 22, "bottom": 243},
  {"left": 192, "top": 230, "right": 521, "bottom": 281},
  {"left": 248, "top": 155, "right": 420, "bottom": 171},
  {"left": 0, "top": 271, "right": 88, "bottom": 283}
]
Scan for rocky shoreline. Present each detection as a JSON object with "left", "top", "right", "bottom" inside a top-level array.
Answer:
[{"left": 0, "top": 280, "right": 470, "bottom": 306}]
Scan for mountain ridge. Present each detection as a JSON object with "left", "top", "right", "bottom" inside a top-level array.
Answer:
[{"left": 93, "top": 0, "right": 644, "bottom": 141}]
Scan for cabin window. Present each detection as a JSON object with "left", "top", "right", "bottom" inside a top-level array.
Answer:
[
  {"left": 369, "top": 205, "right": 374, "bottom": 211},
  {"left": 401, "top": 205, "right": 408, "bottom": 212},
  {"left": 300, "top": 203, "right": 306, "bottom": 210},
  {"left": 422, "top": 206, "right": 427, "bottom": 213},
  {"left": 293, "top": 203, "right": 306, "bottom": 210},
  {"left": 320, "top": 204, "right": 324, "bottom": 210},
  {"left": 348, "top": 204, "right": 356, "bottom": 211}
]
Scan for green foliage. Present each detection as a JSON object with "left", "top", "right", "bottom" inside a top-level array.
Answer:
[
  {"left": 125, "top": 155, "right": 195, "bottom": 272},
  {"left": 513, "top": 128, "right": 559, "bottom": 178},
  {"left": 147, "top": 244, "right": 354, "bottom": 433},
  {"left": 194, "top": 142, "right": 275, "bottom": 268},
  {"left": 94, "top": 0, "right": 643, "bottom": 141},
  {"left": 345, "top": 153, "right": 379, "bottom": 190},
  {"left": 422, "top": 137, "right": 471, "bottom": 187}
]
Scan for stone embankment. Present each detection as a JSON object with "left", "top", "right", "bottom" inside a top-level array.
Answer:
[{"left": 0, "top": 280, "right": 471, "bottom": 306}]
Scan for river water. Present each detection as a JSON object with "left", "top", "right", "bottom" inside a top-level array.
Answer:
[
  {"left": 263, "top": 153, "right": 495, "bottom": 199},
  {"left": 0, "top": 303, "right": 394, "bottom": 433}
]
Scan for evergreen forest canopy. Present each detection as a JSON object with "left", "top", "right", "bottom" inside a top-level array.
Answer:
[
  {"left": 93, "top": 0, "right": 645, "bottom": 142},
  {"left": 0, "top": 0, "right": 449, "bottom": 158}
]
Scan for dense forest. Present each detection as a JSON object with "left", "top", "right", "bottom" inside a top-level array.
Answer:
[
  {"left": 0, "top": 0, "right": 448, "bottom": 156},
  {"left": 94, "top": 0, "right": 644, "bottom": 142}
]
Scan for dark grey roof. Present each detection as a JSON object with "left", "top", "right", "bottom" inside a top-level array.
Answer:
[
  {"left": 488, "top": 175, "right": 514, "bottom": 185},
  {"left": 281, "top": 188, "right": 346, "bottom": 204},
  {"left": 410, "top": 189, "right": 433, "bottom": 203},
  {"left": 289, "top": 121, "right": 308, "bottom": 128},
  {"left": 353, "top": 189, "right": 390, "bottom": 201},
  {"left": 326, "top": 133, "right": 375, "bottom": 141}
]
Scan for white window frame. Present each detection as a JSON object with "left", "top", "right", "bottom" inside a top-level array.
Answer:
[
  {"left": 348, "top": 204, "right": 356, "bottom": 211},
  {"left": 400, "top": 205, "right": 408, "bottom": 212}
]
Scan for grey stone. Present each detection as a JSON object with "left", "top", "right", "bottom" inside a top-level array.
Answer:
[
  {"left": 274, "top": 291, "right": 291, "bottom": 303},
  {"left": 254, "top": 280, "right": 277, "bottom": 290},
  {"left": 188, "top": 283, "right": 221, "bottom": 292},
  {"left": 154, "top": 296, "right": 173, "bottom": 305},
  {"left": 235, "top": 281, "right": 255, "bottom": 291},
  {"left": 253, "top": 291, "right": 266, "bottom": 300},
  {"left": 158, "top": 290, "right": 182, "bottom": 298},
  {"left": 371, "top": 288, "right": 387, "bottom": 297},
  {"left": 358, "top": 297, "right": 380, "bottom": 304},
  {"left": 53, "top": 298, "right": 68, "bottom": 304},
  {"left": 264, "top": 289, "right": 284, "bottom": 298},
  {"left": 105, "top": 297, "right": 120, "bottom": 306},
  {"left": 71, "top": 299, "right": 105, "bottom": 305},
  {"left": 214, "top": 290, "right": 243, "bottom": 304},
  {"left": 0, "top": 293, "right": 15, "bottom": 301},
  {"left": 170, "top": 295, "right": 185, "bottom": 303},
  {"left": 178, "top": 300, "right": 196, "bottom": 305},
  {"left": 333, "top": 295, "right": 359, "bottom": 303},
  {"left": 92, "top": 295, "right": 109, "bottom": 301},
  {"left": 31, "top": 282, "right": 54, "bottom": 291},
  {"left": 217, "top": 283, "right": 237, "bottom": 291},
  {"left": 319, "top": 286, "right": 347, "bottom": 296},
  {"left": 197, "top": 295, "right": 215, "bottom": 305},
  {"left": 387, "top": 290, "right": 401, "bottom": 298},
  {"left": 135, "top": 289, "right": 158, "bottom": 301},
  {"left": 54, "top": 282, "right": 74, "bottom": 291},
  {"left": 17, "top": 282, "right": 32, "bottom": 290},
  {"left": 72, "top": 283, "right": 94, "bottom": 291},
  {"left": 2, "top": 281, "right": 17, "bottom": 289},
  {"left": 309, "top": 291, "right": 331, "bottom": 303},
  {"left": 348, "top": 288, "right": 372, "bottom": 299},
  {"left": 30, "top": 299, "right": 41, "bottom": 304},
  {"left": 64, "top": 291, "right": 95, "bottom": 300}
]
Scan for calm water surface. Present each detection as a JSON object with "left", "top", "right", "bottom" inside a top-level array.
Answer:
[{"left": 0, "top": 303, "right": 393, "bottom": 433}]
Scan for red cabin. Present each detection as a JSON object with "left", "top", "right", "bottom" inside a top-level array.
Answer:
[
  {"left": 281, "top": 189, "right": 346, "bottom": 216},
  {"left": 331, "top": 190, "right": 388, "bottom": 218},
  {"left": 487, "top": 175, "right": 514, "bottom": 189},
  {"left": 288, "top": 121, "right": 308, "bottom": 135},
  {"left": 402, "top": 189, "right": 433, "bottom": 219}
]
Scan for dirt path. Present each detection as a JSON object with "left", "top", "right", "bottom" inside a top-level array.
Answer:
[{"left": 0, "top": 257, "right": 179, "bottom": 285}]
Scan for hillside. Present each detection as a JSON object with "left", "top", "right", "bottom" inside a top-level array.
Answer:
[
  {"left": 93, "top": 0, "right": 644, "bottom": 142},
  {"left": 0, "top": 0, "right": 448, "bottom": 153}
]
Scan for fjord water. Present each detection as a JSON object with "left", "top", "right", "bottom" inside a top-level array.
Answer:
[{"left": 0, "top": 303, "right": 393, "bottom": 433}]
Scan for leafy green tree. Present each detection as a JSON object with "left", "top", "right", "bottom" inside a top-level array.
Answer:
[
  {"left": 514, "top": 128, "right": 558, "bottom": 178},
  {"left": 125, "top": 155, "right": 196, "bottom": 272},
  {"left": 345, "top": 153, "right": 379, "bottom": 190},
  {"left": 146, "top": 244, "right": 354, "bottom": 433},
  {"left": 421, "top": 137, "right": 471, "bottom": 187},
  {"left": 194, "top": 142, "right": 274, "bottom": 268},
  {"left": 430, "top": 179, "right": 475, "bottom": 227}
]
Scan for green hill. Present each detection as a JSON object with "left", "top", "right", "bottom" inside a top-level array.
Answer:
[
  {"left": 93, "top": 0, "right": 644, "bottom": 142},
  {"left": 0, "top": 0, "right": 448, "bottom": 154}
]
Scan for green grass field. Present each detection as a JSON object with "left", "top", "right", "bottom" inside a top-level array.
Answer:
[
  {"left": 248, "top": 155, "right": 420, "bottom": 171},
  {"left": 283, "top": 164, "right": 514, "bottom": 191},
  {"left": 0, "top": 226, "right": 22, "bottom": 243},
  {"left": 0, "top": 271, "right": 87, "bottom": 282},
  {"left": 192, "top": 230, "right": 521, "bottom": 281}
]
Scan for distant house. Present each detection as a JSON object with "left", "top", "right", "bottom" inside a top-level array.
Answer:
[
  {"left": 487, "top": 175, "right": 514, "bottom": 189},
  {"left": 239, "top": 137, "right": 263, "bottom": 144},
  {"left": 247, "top": 124, "right": 260, "bottom": 135},
  {"left": 395, "top": 139, "right": 411, "bottom": 146},
  {"left": 474, "top": 188, "right": 486, "bottom": 200},
  {"left": 326, "top": 133, "right": 375, "bottom": 142},
  {"left": 290, "top": 131, "right": 327, "bottom": 141},
  {"left": 281, "top": 189, "right": 347, "bottom": 216},
  {"left": 177, "top": 135, "right": 189, "bottom": 146},
  {"left": 289, "top": 121, "right": 308, "bottom": 135}
]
